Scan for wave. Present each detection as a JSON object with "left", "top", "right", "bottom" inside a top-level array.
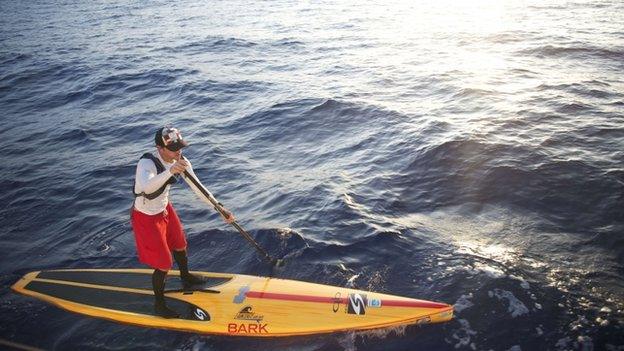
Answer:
[
  {"left": 96, "top": 68, "right": 185, "bottom": 91},
  {"left": 48, "top": 128, "right": 93, "bottom": 147},
  {"left": 154, "top": 36, "right": 258, "bottom": 55},
  {"left": 555, "top": 102, "right": 594, "bottom": 114},
  {"left": 274, "top": 38, "right": 305, "bottom": 48},
  {"left": 536, "top": 82, "right": 617, "bottom": 99},
  {"left": 174, "top": 78, "right": 272, "bottom": 108},
  {"left": 1, "top": 61, "right": 87, "bottom": 91},
  {"left": 0, "top": 52, "right": 31, "bottom": 66},
  {"left": 392, "top": 138, "right": 623, "bottom": 233},
  {"left": 65, "top": 67, "right": 194, "bottom": 107},
  {"left": 519, "top": 45, "right": 624, "bottom": 61},
  {"left": 228, "top": 98, "right": 406, "bottom": 152},
  {"left": 485, "top": 32, "right": 530, "bottom": 44},
  {"left": 298, "top": 230, "right": 413, "bottom": 265},
  {"left": 450, "top": 87, "right": 496, "bottom": 100}
]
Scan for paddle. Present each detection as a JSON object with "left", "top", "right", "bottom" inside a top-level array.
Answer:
[{"left": 182, "top": 169, "right": 283, "bottom": 267}]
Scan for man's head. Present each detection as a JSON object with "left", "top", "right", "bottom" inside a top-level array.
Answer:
[{"left": 155, "top": 126, "right": 188, "bottom": 162}]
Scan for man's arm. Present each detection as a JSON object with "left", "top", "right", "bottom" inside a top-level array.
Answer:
[
  {"left": 134, "top": 159, "right": 175, "bottom": 195},
  {"left": 181, "top": 158, "right": 236, "bottom": 223}
]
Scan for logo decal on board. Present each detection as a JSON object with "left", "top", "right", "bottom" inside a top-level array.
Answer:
[
  {"left": 347, "top": 293, "right": 367, "bottom": 315},
  {"left": 227, "top": 323, "right": 268, "bottom": 334},
  {"left": 332, "top": 292, "right": 342, "bottom": 313},
  {"left": 235, "top": 306, "right": 264, "bottom": 322},
  {"left": 193, "top": 307, "right": 210, "bottom": 321},
  {"left": 368, "top": 298, "right": 382, "bottom": 308},
  {"left": 233, "top": 285, "right": 250, "bottom": 304}
]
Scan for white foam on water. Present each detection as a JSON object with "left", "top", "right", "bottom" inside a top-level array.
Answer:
[
  {"left": 336, "top": 325, "right": 407, "bottom": 350},
  {"left": 338, "top": 263, "right": 351, "bottom": 272},
  {"left": 175, "top": 337, "right": 219, "bottom": 351},
  {"left": 276, "top": 227, "right": 293, "bottom": 238},
  {"left": 471, "top": 262, "right": 506, "bottom": 279},
  {"left": 454, "top": 293, "right": 474, "bottom": 313},
  {"left": 556, "top": 335, "right": 596, "bottom": 351},
  {"left": 556, "top": 337, "right": 572, "bottom": 350},
  {"left": 452, "top": 318, "right": 478, "bottom": 349},
  {"left": 337, "top": 332, "right": 357, "bottom": 351},
  {"left": 595, "top": 317, "right": 609, "bottom": 327},
  {"left": 577, "top": 336, "right": 594, "bottom": 351},
  {"left": 510, "top": 274, "right": 530, "bottom": 290},
  {"left": 354, "top": 324, "right": 407, "bottom": 339},
  {"left": 536, "top": 326, "right": 544, "bottom": 336},
  {"left": 570, "top": 315, "right": 590, "bottom": 332},
  {"left": 346, "top": 274, "right": 359, "bottom": 287},
  {"left": 489, "top": 289, "right": 529, "bottom": 318}
]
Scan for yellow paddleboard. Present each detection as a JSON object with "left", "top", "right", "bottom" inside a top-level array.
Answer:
[{"left": 12, "top": 269, "right": 453, "bottom": 336}]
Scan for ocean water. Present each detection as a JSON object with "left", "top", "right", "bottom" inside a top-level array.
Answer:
[{"left": 1, "top": 0, "right": 623, "bottom": 350}]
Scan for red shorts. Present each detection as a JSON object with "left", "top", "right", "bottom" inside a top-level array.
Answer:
[{"left": 130, "top": 202, "right": 187, "bottom": 271}]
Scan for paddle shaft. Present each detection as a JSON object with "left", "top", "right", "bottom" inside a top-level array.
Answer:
[{"left": 182, "top": 170, "right": 276, "bottom": 264}]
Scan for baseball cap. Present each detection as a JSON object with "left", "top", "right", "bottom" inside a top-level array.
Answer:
[{"left": 155, "top": 126, "right": 188, "bottom": 151}]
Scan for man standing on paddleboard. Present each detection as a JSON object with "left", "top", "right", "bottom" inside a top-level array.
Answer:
[{"left": 131, "top": 126, "right": 235, "bottom": 318}]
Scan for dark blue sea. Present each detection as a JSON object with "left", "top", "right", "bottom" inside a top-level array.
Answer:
[{"left": 1, "top": 0, "right": 623, "bottom": 350}]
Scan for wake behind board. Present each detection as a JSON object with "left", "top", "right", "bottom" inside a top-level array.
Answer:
[{"left": 12, "top": 269, "right": 453, "bottom": 337}]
